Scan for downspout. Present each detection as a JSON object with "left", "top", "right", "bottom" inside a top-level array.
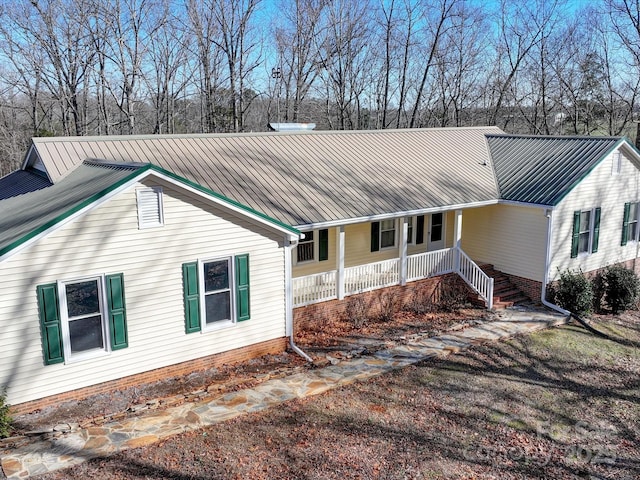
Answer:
[
  {"left": 284, "top": 239, "right": 313, "bottom": 362},
  {"left": 541, "top": 208, "right": 570, "bottom": 315}
]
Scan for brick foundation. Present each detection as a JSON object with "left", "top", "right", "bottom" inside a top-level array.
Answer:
[
  {"left": 10, "top": 337, "right": 287, "bottom": 416},
  {"left": 502, "top": 273, "right": 543, "bottom": 303},
  {"left": 293, "top": 274, "right": 463, "bottom": 334}
]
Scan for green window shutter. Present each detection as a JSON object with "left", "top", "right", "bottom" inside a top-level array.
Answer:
[
  {"left": 416, "top": 215, "right": 425, "bottom": 244},
  {"left": 105, "top": 273, "right": 128, "bottom": 350},
  {"left": 235, "top": 254, "right": 250, "bottom": 321},
  {"left": 319, "top": 229, "right": 329, "bottom": 261},
  {"left": 571, "top": 211, "right": 581, "bottom": 258},
  {"left": 371, "top": 222, "right": 380, "bottom": 252},
  {"left": 622, "top": 202, "right": 631, "bottom": 246},
  {"left": 36, "top": 283, "right": 64, "bottom": 365},
  {"left": 182, "top": 262, "right": 201, "bottom": 333},
  {"left": 591, "top": 207, "right": 601, "bottom": 253}
]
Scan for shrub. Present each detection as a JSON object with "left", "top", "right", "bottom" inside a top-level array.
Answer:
[
  {"left": 344, "top": 295, "right": 370, "bottom": 329},
  {"left": 406, "top": 284, "right": 435, "bottom": 314},
  {"left": 598, "top": 265, "right": 640, "bottom": 314},
  {"left": 376, "top": 290, "right": 401, "bottom": 322},
  {"left": 552, "top": 268, "right": 593, "bottom": 316},
  {"left": 0, "top": 388, "right": 12, "bottom": 438},
  {"left": 434, "top": 276, "right": 469, "bottom": 313}
]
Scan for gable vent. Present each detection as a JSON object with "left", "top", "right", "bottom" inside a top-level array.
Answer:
[{"left": 136, "top": 186, "right": 164, "bottom": 229}]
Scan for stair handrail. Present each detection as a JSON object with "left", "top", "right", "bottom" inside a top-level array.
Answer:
[{"left": 455, "top": 247, "right": 494, "bottom": 310}]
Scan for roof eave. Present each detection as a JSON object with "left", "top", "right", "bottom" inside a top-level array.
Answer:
[{"left": 294, "top": 199, "right": 500, "bottom": 230}]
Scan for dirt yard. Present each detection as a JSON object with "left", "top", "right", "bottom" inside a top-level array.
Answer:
[
  {"left": 11, "top": 306, "right": 490, "bottom": 433},
  {"left": 6, "top": 304, "right": 636, "bottom": 479}
]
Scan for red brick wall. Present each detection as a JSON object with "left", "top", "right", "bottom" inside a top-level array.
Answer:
[
  {"left": 502, "top": 273, "right": 542, "bottom": 303},
  {"left": 293, "top": 274, "right": 462, "bottom": 333},
  {"left": 10, "top": 337, "right": 287, "bottom": 416}
]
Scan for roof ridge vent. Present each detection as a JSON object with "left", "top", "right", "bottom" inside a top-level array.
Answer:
[{"left": 84, "top": 158, "right": 147, "bottom": 170}]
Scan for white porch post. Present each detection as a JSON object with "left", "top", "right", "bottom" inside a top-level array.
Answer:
[
  {"left": 454, "top": 209, "right": 462, "bottom": 271},
  {"left": 337, "top": 225, "right": 345, "bottom": 299},
  {"left": 400, "top": 217, "right": 408, "bottom": 286}
]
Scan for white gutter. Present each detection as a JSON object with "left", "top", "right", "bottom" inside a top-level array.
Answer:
[
  {"left": 541, "top": 208, "right": 570, "bottom": 315},
  {"left": 284, "top": 239, "right": 313, "bottom": 362}
]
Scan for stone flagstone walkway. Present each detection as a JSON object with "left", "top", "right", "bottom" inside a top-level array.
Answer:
[{"left": 0, "top": 306, "right": 567, "bottom": 479}]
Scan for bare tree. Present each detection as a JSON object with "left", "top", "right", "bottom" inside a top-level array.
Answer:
[{"left": 273, "top": 0, "right": 326, "bottom": 123}]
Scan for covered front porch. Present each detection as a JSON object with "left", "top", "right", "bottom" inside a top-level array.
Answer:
[{"left": 292, "top": 210, "right": 494, "bottom": 309}]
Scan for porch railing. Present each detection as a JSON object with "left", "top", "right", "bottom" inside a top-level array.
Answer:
[
  {"left": 344, "top": 258, "right": 399, "bottom": 295},
  {"left": 292, "top": 270, "right": 338, "bottom": 307},
  {"left": 292, "top": 247, "right": 494, "bottom": 309},
  {"left": 407, "top": 248, "right": 456, "bottom": 281}
]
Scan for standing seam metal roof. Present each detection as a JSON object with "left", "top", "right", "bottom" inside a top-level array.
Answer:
[
  {"left": 487, "top": 134, "right": 623, "bottom": 206},
  {"left": 29, "top": 127, "right": 503, "bottom": 227},
  {"left": 0, "top": 163, "right": 144, "bottom": 256}
]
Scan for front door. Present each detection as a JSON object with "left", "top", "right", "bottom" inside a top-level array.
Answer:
[{"left": 428, "top": 212, "right": 445, "bottom": 251}]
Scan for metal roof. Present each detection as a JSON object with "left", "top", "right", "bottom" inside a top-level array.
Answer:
[
  {"left": 0, "top": 163, "right": 143, "bottom": 257},
  {"left": 0, "top": 169, "right": 52, "bottom": 200},
  {"left": 487, "top": 134, "right": 622, "bottom": 206},
  {"left": 30, "top": 127, "right": 502, "bottom": 227}
]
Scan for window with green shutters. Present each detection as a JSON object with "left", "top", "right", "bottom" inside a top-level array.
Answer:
[
  {"left": 182, "top": 254, "right": 251, "bottom": 333},
  {"left": 571, "top": 208, "right": 601, "bottom": 258},
  {"left": 37, "top": 273, "right": 128, "bottom": 365},
  {"left": 621, "top": 202, "right": 639, "bottom": 246}
]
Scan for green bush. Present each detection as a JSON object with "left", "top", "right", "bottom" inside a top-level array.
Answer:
[
  {"left": 0, "top": 388, "right": 12, "bottom": 438},
  {"left": 552, "top": 268, "right": 593, "bottom": 316},
  {"left": 598, "top": 265, "right": 640, "bottom": 314}
]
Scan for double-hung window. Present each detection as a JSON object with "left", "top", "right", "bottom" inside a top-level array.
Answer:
[
  {"left": 571, "top": 208, "right": 601, "bottom": 258},
  {"left": 380, "top": 219, "right": 396, "bottom": 248},
  {"left": 295, "top": 229, "right": 329, "bottom": 263},
  {"left": 297, "top": 231, "right": 315, "bottom": 263},
  {"left": 371, "top": 219, "right": 398, "bottom": 251},
  {"left": 37, "top": 274, "right": 128, "bottom": 365},
  {"left": 182, "top": 254, "right": 251, "bottom": 333},
  {"left": 621, "top": 202, "right": 640, "bottom": 245},
  {"left": 203, "top": 258, "right": 232, "bottom": 325}
]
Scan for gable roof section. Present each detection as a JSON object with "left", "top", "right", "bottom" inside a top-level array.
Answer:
[
  {"left": 0, "top": 169, "right": 52, "bottom": 200},
  {"left": 29, "top": 127, "right": 502, "bottom": 227},
  {"left": 0, "top": 163, "right": 145, "bottom": 258},
  {"left": 487, "top": 134, "right": 622, "bottom": 206},
  {"left": 0, "top": 161, "right": 299, "bottom": 261}
]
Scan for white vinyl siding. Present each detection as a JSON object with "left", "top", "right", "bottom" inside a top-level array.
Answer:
[
  {"left": 462, "top": 204, "right": 547, "bottom": 282},
  {"left": 549, "top": 149, "right": 640, "bottom": 279},
  {"left": 0, "top": 177, "right": 286, "bottom": 406}
]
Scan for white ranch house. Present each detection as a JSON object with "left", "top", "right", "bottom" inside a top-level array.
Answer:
[{"left": 1, "top": 126, "right": 639, "bottom": 410}]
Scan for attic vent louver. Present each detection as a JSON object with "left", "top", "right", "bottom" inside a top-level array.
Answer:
[{"left": 136, "top": 186, "right": 164, "bottom": 229}]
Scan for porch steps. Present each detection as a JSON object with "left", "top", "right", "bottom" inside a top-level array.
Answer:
[{"left": 476, "top": 265, "right": 530, "bottom": 309}]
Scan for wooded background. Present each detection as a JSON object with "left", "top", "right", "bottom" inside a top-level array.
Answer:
[{"left": 0, "top": 0, "right": 638, "bottom": 176}]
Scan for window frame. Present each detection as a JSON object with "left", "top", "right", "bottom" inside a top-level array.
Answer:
[
  {"left": 407, "top": 216, "right": 416, "bottom": 245},
  {"left": 58, "top": 274, "right": 111, "bottom": 363},
  {"left": 379, "top": 219, "right": 397, "bottom": 250},
  {"left": 296, "top": 230, "right": 316, "bottom": 264},
  {"left": 571, "top": 207, "right": 601, "bottom": 258},
  {"left": 622, "top": 201, "right": 640, "bottom": 245},
  {"left": 199, "top": 256, "right": 236, "bottom": 331}
]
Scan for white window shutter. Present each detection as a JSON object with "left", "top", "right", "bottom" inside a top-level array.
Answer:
[{"left": 136, "top": 187, "right": 164, "bottom": 228}]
